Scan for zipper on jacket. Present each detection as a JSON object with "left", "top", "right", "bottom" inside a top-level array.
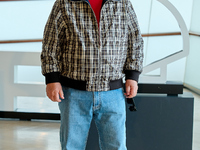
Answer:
[
  {"left": 83, "top": 1, "right": 100, "bottom": 90},
  {"left": 83, "top": 0, "right": 111, "bottom": 90},
  {"left": 98, "top": 0, "right": 112, "bottom": 90}
]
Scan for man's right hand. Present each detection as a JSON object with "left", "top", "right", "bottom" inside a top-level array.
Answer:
[{"left": 46, "top": 82, "right": 64, "bottom": 102}]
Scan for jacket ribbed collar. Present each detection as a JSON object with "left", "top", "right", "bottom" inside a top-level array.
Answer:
[
  {"left": 70, "top": 0, "right": 121, "bottom": 8},
  {"left": 70, "top": 0, "right": 121, "bottom": 2}
]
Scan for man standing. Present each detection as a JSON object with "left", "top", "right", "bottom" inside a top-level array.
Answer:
[{"left": 41, "top": 0, "right": 143, "bottom": 149}]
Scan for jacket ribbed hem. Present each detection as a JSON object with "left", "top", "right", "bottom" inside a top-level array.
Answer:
[
  {"left": 60, "top": 76, "right": 124, "bottom": 91},
  {"left": 44, "top": 71, "right": 140, "bottom": 90},
  {"left": 124, "top": 70, "right": 141, "bottom": 82},
  {"left": 45, "top": 72, "right": 60, "bottom": 84}
]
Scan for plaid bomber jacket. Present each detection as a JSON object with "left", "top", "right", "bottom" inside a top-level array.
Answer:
[{"left": 41, "top": 0, "right": 144, "bottom": 91}]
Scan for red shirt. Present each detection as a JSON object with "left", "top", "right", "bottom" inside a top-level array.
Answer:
[{"left": 89, "top": 0, "right": 103, "bottom": 27}]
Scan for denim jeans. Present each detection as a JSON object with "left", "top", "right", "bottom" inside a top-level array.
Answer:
[{"left": 58, "top": 87, "right": 127, "bottom": 150}]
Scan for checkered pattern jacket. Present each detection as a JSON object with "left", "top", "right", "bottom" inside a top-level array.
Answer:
[{"left": 41, "top": 0, "right": 144, "bottom": 91}]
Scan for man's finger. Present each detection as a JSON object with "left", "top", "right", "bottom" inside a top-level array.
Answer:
[
  {"left": 126, "top": 85, "right": 130, "bottom": 96},
  {"left": 128, "top": 88, "right": 134, "bottom": 98},
  {"left": 126, "top": 90, "right": 134, "bottom": 98},
  {"left": 53, "top": 92, "right": 61, "bottom": 102},
  {"left": 126, "top": 86, "right": 137, "bottom": 98},
  {"left": 59, "top": 89, "right": 64, "bottom": 100},
  {"left": 54, "top": 93, "right": 61, "bottom": 102},
  {"left": 47, "top": 92, "right": 55, "bottom": 102}
]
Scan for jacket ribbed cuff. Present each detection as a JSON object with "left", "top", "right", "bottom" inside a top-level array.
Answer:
[
  {"left": 44, "top": 72, "right": 60, "bottom": 85},
  {"left": 124, "top": 70, "right": 141, "bottom": 82}
]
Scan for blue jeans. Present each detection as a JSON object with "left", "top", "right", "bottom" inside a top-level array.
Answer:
[{"left": 58, "top": 87, "right": 127, "bottom": 150}]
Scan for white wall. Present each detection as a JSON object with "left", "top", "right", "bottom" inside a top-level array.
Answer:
[
  {"left": 0, "top": 1, "right": 54, "bottom": 40},
  {"left": 184, "top": 0, "right": 200, "bottom": 90}
]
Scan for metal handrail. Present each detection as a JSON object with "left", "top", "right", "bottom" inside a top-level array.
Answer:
[{"left": 0, "top": 32, "right": 198, "bottom": 44}]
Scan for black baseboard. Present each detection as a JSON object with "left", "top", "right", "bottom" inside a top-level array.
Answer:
[{"left": 0, "top": 111, "right": 60, "bottom": 120}]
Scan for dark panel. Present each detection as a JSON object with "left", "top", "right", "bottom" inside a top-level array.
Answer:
[
  {"left": 85, "top": 120, "right": 100, "bottom": 150},
  {"left": 86, "top": 93, "right": 194, "bottom": 150},
  {"left": 137, "top": 81, "right": 183, "bottom": 95},
  {"left": 126, "top": 93, "right": 194, "bottom": 150}
]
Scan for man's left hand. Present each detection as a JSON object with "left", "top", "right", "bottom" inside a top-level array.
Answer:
[{"left": 124, "top": 79, "right": 138, "bottom": 98}]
